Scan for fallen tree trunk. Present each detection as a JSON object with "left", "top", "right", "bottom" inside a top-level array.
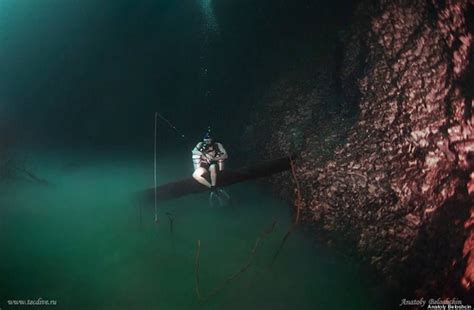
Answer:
[{"left": 138, "top": 156, "right": 292, "bottom": 203}]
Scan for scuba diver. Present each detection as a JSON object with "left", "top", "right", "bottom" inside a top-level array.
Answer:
[{"left": 192, "top": 127, "right": 230, "bottom": 206}]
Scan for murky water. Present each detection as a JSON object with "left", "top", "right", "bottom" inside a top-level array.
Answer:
[
  {"left": 1, "top": 149, "right": 382, "bottom": 309},
  {"left": 198, "top": 0, "right": 219, "bottom": 34}
]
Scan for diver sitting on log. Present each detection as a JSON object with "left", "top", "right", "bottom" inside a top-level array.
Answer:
[{"left": 192, "top": 127, "right": 230, "bottom": 206}]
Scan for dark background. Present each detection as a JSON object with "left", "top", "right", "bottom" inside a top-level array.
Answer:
[{"left": 0, "top": 0, "right": 355, "bottom": 153}]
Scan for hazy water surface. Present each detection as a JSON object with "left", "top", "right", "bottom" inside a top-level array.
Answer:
[{"left": 1, "top": 149, "right": 382, "bottom": 309}]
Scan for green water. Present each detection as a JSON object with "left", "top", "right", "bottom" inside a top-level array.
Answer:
[{"left": 1, "top": 150, "right": 381, "bottom": 309}]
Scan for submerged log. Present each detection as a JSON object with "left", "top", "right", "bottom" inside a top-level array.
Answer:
[{"left": 138, "top": 156, "right": 292, "bottom": 203}]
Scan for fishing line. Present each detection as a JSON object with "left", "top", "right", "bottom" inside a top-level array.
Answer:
[
  {"left": 153, "top": 112, "right": 189, "bottom": 224},
  {"left": 156, "top": 112, "right": 186, "bottom": 139}
]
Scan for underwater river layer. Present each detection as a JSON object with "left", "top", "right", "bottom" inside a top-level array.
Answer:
[{"left": 0, "top": 149, "right": 384, "bottom": 309}]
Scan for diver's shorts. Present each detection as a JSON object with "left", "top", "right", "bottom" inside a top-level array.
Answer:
[{"left": 200, "top": 162, "right": 217, "bottom": 169}]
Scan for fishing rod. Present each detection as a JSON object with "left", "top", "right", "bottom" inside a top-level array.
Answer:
[
  {"left": 154, "top": 113, "right": 159, "bottom": 224},
  {"left": 153, "top": 112, "right": 190, "bottom": 225}
]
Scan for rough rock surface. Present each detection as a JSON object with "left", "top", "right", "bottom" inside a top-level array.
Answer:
[{"left": 247, "top": 0, "right": 474, "bottom": 300}]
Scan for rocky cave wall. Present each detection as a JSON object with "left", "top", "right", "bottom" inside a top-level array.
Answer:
[{"left": 247, "top": 0, "right": 474, "bottom": 300}]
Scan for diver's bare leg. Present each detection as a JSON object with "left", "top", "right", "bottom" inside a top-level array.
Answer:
[
  {"left": 209, "top": 163, "right": 218, "bottom": 187},
  {"left": 193, "top": 167, "right": 212, "bottom": 188},
  {"left": 208, "top": 164, "right": 221, "bottom": 206}
]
